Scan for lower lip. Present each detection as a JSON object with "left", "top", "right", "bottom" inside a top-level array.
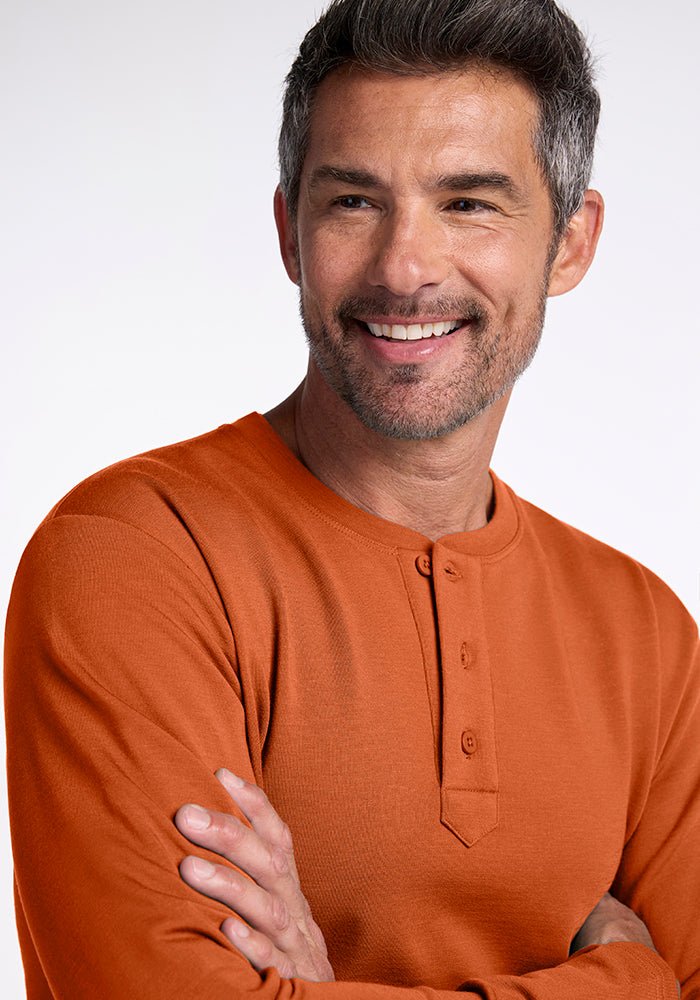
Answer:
[{"left": 356, "top": 322, "right": 467, "bottom": 364}]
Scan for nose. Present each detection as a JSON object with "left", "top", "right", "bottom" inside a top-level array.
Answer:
[{"left": 366, "top": 205, "right": 449, "bottom": 296}]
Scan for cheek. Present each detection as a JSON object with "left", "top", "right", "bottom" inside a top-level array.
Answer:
[
  {"left": 300, "top": 234, "right": 367, "bottom": 305},
  {"left": 453, "top": 242, "right": 516, "bottom": 307},
  {"left": 455, "top": 232, "right": 549, "bottom": 310}
]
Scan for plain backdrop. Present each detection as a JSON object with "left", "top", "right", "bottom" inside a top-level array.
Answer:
[{"left": 2, "top": 1, "right": 698, "bottom": 995}]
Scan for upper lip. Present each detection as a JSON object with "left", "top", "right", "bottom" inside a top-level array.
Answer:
[{"left": 355, "top": 316, "right": 464, "bottom": 326}]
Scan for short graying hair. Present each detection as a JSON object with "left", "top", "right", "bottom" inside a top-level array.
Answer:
[{"left": 280, "top": 0, "right": 600, "bottom": 238}]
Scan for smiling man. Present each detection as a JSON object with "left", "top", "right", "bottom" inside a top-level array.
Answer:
[
  {"left": 283, "top": 68, "right": 567, "bottom": 445},
  {"left": 5, "top": 1, "right": 699, "bottom": 999}
]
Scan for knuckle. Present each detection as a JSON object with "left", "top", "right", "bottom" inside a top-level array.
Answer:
[
  {"left": 224, "top": 867, "right": 246, "bottom": 896},
  {"left": 218, "top": 815, "right": 246, "bottom": 849},
  {"left": 270, "top": 845, "right": 290, "bottom": 877},
  {"left": 278, "top": 821, "right": 294, "bottom": 851},
  {"left": 246, "top": 782, "right": 269, "bottom": 815},
  {"left": 268, "top": 895, "right": 291, "bottom": 933}
]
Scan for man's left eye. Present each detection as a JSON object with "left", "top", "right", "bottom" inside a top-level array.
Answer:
[
  {"left": 450, "top": 199, "right": 487, "bottom": 212},
  {"left": 335, "top": 195, "right": 372, "bottom": 209}
]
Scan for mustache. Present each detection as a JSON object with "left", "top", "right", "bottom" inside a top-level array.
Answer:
[{"left": 336, "top": 295, "right": 487, "bottom": 327}]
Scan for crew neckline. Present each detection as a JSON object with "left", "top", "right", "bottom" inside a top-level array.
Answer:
[{"left": 228, "top": 412, "right": 522, "bottom": 559}]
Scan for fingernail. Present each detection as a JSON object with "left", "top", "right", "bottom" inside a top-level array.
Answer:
[
  {"left": 190, "top": 857, "right": 216, "bottom": 879},
  {"left": 229, "top": 919, "right": 250, "bottom": 938},
  {"left": 217, "top": 769, "right": 244, "bottom": 791},
  {"left": 183, "top": 804, "right": 211, "bottom": 830}
]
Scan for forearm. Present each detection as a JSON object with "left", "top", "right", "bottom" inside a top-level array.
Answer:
[{"left": 175, "top": 780, "right": 680, "bottom": 1000}]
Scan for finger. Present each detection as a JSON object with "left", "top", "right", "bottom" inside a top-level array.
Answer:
[
  {"left": 175, "top": 800, "right": 332, "bottom": 979},
  {"left": 174, "top": 803, "right": 304, "bottom": 926},
  {"left": 214, "top": 771, "right": 320, "bottom": 935},
  {"left": 175, "top": 801, "right": 328, "bottom": 961},
  {"left": 175, "top": 802, "right": 290, "bottom": 881},
  {"left": 221, "top": 917, "right": 299, "bottom": 979},
  {"left": 221, "top": 917, "right": 333, "bottom": 982},
  {"left": 215, "top": 770, "right": 299, "bottom": 879},
  {"left": 179, "top": 855, "right": 312, "bottom": 964}
]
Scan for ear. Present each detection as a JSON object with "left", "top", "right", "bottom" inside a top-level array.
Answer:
[
  {"left": 273, "top": 186, "right": 300, "bottom": 285},
  {"left": 547, "top": 189, "right": 605, "bottom": 297}
]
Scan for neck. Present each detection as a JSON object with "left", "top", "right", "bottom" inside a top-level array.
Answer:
[{"left": 265, "top": 363, "right": 510, "bottom": 541}]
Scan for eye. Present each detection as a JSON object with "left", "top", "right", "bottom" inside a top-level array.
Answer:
[
  {"left": 448, "top": 198, "right": 491, "bottom": 213},
  {"left": 334, "top": 195, "right": 372, "bottom": 210}
]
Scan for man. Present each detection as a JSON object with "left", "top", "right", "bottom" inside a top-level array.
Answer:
[{"left": 4, "top": 0, "right": 697, "bottom": 997}]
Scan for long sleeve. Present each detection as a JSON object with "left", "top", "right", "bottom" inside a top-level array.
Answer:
[
  {"left": 609, "top": 569, "right": 700, "bottom": 999},
  {"left": 5, "top": 509, "right": 681, "bottom": 999}
]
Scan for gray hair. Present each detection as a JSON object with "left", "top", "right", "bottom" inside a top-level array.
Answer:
[{"left": 279, "top": 0, "right": 600, "bottom": 238}]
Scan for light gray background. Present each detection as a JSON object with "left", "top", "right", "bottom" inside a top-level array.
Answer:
[{"left": 2, "top": 1, "right": 698, "bottom": 995}]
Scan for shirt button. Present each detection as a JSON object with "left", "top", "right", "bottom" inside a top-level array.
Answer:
[
  {"left": 415, "top": 553, "right": 432, "bottom": 576},
  {"left": 460, "top": 642, "right": 471, "bottom": 668},
  {"left": 444, "top": 562, "right": 461, "bottom": 580},
  {"left": 461, "top": 730, "right": 477, "bottom": 756}
]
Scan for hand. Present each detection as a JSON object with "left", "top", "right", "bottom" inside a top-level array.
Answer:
[
  {"left": 570, "top": 891, "right": 657, "bottom": 954},
  {"left": 174, "top": 769, "right": 334, "bottom": 982},
  {"left": 572, "top": 894, "right": 681, "bottom": 998}
]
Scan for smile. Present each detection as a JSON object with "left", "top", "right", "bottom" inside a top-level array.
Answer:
[{"left": 364, "top": 320, "right": 463, "bottom": 341}]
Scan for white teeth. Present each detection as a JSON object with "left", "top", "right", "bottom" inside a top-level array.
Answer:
[{"left": 366, "top": 320, "right": 461, "bottom": 341}]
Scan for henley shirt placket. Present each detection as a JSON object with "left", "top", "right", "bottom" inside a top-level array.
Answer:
[{"left": 409, "top": 542, "right": 500, "bottom": 848}]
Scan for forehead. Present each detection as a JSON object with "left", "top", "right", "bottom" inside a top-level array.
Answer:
[{"left": 303, "top": 65, "right": 542, "bottom": 181}]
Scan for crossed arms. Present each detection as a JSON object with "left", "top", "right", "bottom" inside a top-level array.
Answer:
[
  {"left": 173, "top": 769, "right": 670, "bottom": 988},
  {"left": 6, "top": 483, "right": 700, "bottom": 998}
]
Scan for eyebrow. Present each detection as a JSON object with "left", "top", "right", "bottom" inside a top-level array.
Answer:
[
  {"left": 306, "top": 166, "right": 383, "bottom": 191},
  {"left": 306, "top": 165, "right": 522, "bottom": 200},
  {"left": 434, "top": 171, "right": 520, "bottom": 199}
]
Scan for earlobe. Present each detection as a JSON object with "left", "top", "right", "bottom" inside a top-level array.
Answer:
[
  {"left": 273, "top": 186, "right": 300, "bottom": 285},
  {"left": 547, "top": 189, "right": 605, "bottom": 297}
]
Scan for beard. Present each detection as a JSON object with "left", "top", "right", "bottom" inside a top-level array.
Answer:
[{"left": 299, "top": 284, "right": 549, "bottom": 441}]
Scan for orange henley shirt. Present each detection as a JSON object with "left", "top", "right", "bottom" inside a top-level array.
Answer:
[{"left": 5, "top": 413, "right": 698, "bottom": 999}]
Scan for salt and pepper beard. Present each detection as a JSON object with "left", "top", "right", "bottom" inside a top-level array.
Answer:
[{"left": 298, "top": 283, "right": 551, "bottom": 441}]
